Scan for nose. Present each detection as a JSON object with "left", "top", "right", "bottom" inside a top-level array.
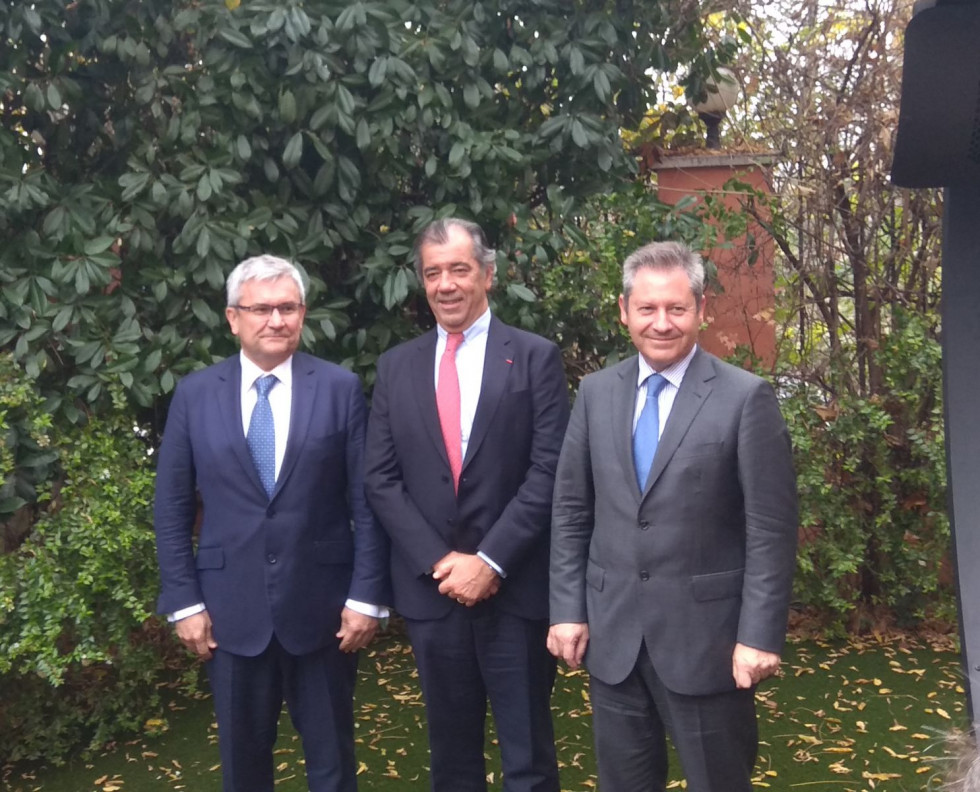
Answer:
[
  {"left": 437, "top": 271, "right": 457, "bottom": 292},
  {"left": 650, "top": 308, "right": 672, "bottom": 331},
  {"left": 267, "top": 307, "right": 287, "bottom": 326}
]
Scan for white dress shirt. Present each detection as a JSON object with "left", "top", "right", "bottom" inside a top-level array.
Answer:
[
  {"left": 170, "top": 352, "right": 385, "bottom": 622},
  {"left": 239, "top": 354, "right": 293, "bottom": 480},
  {"left": 434, "top": 308, "right": 491, "bottom": 460},
  {"left": 433, "top": 308, "right": 505, "bottom": 576},
  {"left": 632, "top": 345, "right": 699, "bottom": 435}
]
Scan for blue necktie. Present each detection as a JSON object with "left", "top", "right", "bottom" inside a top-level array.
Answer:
[
  {"left": 247, "top": 375, "right": 278, "bottom": 498},
  {"left": 633, "top": 373, "right": 667, "bottom": 490}
]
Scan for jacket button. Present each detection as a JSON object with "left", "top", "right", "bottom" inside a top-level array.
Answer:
[
  {"left": 442, "top": 475, "right": 450, "bottom": 483},
  {"left": 640, "top": 521, "right": 650, "bottom": 531},
  {"left": 267, "top": 554, "right": 277, "bottom": 564},
  {"left": 266, "top": 508, "right": 276, "bottom": 518},
  {"left": 639, "top": 570, "right": 649, "bottom": 581}
]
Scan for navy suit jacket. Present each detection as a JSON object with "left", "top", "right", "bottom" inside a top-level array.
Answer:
[
  {"left": 364, "top": 317, "right": 570, "bottom": 621},
  {"left": 154, "top": 352, "right": 389, "bottom": 657}
]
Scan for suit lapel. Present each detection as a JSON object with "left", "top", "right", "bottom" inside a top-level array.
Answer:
[
  {"left": 464, "top": 318, "right": 511, "bottom": 468},
  {"left": 612, "top": 357, "right": 643, "bottom": 500},
  {"left": 276, "top": 353, "right": 316, "bottom": 498},
  {"left": 217, "top": 356, "right": 268, "bottom": 497},
  {"left": 642, "top": 348, "right": 715, "bottom": 497},
  {"left": 410, "top": 330, "right": 451, "bottom": 466}
]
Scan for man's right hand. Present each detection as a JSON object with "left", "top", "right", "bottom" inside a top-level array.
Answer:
[
  {"left": 547, "top": 622, "right": 589, "bottom": 669},
  {"left": 175, "top": 610, "right": 218, "bottom": 661},
  {"left": 433, "top": 551, "right": 501, "bottom": 605}
]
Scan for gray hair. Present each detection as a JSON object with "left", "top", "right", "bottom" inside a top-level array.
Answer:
[
  {"left": 622, "top": 241, "right": 705, "bottom": 304},
  {"left": 226, "top": 255, "right": 307, "bottom": 307},
  {"left": 412, "top": 218, "right": 496, "bottom": 280}
]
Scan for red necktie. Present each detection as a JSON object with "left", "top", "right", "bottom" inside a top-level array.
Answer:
[{"left": 437, "top": 332, "right": 464, "bottom": 492}]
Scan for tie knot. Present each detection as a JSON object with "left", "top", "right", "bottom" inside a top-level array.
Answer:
[
  {"left": 255, "top": 375, "right": 277, "bottom": 397},
  {"left": 645, "top": 373, "right": 666, "bottom": 401},
  {"left": 445, "top": 333, "right": 464, "bottom": 353}
]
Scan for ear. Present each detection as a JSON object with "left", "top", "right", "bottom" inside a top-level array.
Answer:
[
  {"left": 226, "top": 306, "right": 241, "bottom": 337},
  {"left": 483, "top": 263, "right": 495, "bottom": 290},
  {"left": 618, "top": 294, "right": 628, "bottom": 325}
]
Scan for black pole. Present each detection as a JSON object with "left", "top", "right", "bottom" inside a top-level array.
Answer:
[{"left": 941, "top": 183, "right": 980, "bottom": 728}]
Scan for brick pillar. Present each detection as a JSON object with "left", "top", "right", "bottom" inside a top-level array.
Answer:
[{"left": 651, "top": 153, "right": 778, "bottom": 369}]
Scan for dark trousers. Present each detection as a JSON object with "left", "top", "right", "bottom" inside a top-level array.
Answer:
[
  {"left": 207, "top": 635, "right": 358, "bottom": 792},
  {"left": 404, "top": 606, "right": 560, "bottom": 792},
  {"left": 589, "top": 642, "right": 758, "bottom": 792}
]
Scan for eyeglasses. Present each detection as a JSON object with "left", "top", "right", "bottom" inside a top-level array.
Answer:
[{"left": 232, "top": 302, "right": 304, "bottom": 318}]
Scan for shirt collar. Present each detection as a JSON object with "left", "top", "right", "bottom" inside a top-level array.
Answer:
[
  {"left": 240, "top": 351, "right": 294, "bottom": 391},
  {"left": 636, "top": 345, "right": 698, "bottom": 390},
  {"left": 436, "top": 307, "right": 492, "bottom": 345}
]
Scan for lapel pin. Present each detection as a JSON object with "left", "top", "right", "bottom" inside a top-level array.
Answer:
[{"left": 505, "top": 359, "right": 513, "bottom": 364}]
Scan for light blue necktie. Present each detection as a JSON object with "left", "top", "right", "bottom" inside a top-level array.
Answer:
[
  {"left": 633, "top": 373, "right": 667, "bottom": 490},
  {"left": 247, "top": 375, "right": 278, "bottom": 498}
]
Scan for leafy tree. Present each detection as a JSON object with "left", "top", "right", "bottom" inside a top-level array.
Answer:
[
  {"left": 723, "top": 0, "right": 948, "bottom": 631},
  {"left": 0, "top": 0, "right": 731, "bottom": 426}
]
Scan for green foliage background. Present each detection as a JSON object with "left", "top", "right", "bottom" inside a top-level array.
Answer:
[
  {"left": 0, "top": 0, "right": 953, "bottom": 769},
  {"left": 0, "top": 0, "right": 739, "bottom": 764},
  {"left": 0, "top": 358, "right": 176, "bottom": 763},
  {"left": 0, "top": 0, "right": 730, "bottom": 420}
]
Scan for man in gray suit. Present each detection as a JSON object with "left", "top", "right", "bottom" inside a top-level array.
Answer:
[{"left": 548, "top": 241, "right": 797, "bottom": 792}]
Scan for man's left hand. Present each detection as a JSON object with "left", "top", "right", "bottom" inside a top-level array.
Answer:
[
  {"left": 336, "top": 607, "right": 379, "bottom": 653},
  {"left": 433, "top": 552, "right": 500, "bottom": 606},
  {"left": 732, "top": 642, "right": 781, "bottom": 689}
]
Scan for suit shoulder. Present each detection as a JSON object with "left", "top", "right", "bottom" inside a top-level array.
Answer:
[
  {"left": 295, "top": 352, "right": 360, "bottom": 386},
  {"left": 702, "top": 352, "right": 773, "bottom": 391},
  {"left": 492, "top": 319, "right": 558, "bottom": 353},
  {"left": 579, "top": 356, "right": 635, "bottom": 391},
  {"left": 173, "top": 357, "right": 234, "bottom": 393},
  {"left": 377, "top": 330, "right": 434, "bottom": 365}
]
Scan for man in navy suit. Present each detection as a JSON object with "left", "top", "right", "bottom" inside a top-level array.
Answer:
[
  {"left": 364, "top": 218, "right": 569, "bottom": 792},
  {"left": 154, "top": 255, "right": 389, "bottom": 792}
]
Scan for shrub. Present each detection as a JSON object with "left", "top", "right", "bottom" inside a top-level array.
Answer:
[
  {"left": 784, "top": 311, "right": 951, "bottom": 633},
  {"left": 0, "top": 385, "right": 171, "bottom": 763}
]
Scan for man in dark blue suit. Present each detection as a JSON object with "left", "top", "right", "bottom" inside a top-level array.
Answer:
[
  {"left": 154, "top": 255, "right": 389, "bottom": 792},
  {"left": 365, "top": 218, "right": 569, "bottom": 792}
]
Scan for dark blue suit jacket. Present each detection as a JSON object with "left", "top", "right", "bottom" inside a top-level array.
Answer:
[
  {"left": 364, "top": 317, "right": 569, "bottom": 621},
  {"left": 154, "top": 352, "right": 389, "bottom": 657}
]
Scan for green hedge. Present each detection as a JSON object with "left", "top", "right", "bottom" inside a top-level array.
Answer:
[
  {"left": 784, "top": 311, "right": 952, "bottom": 633},
  {"left": 0, "top": 370, "right": 174, "bottom": 763}
]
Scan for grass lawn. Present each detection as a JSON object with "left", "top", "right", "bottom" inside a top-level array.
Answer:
[{"left": 2, "top": 630, "right": 968, "bottom": 791}]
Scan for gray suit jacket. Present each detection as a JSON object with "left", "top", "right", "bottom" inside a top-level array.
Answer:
[{"left": 550, "top": 348, "right": 798, "bottom": 695}]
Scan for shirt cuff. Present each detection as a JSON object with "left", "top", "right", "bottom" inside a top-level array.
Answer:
[
  {"left": 345, "top": 599, "right": 390, "bottom": 619},
  {"left": 168, "top": 602, "right": 206, "bottom": 623},
  {"left": 477, "top": 551, "right": 506, "bottom": 579}
]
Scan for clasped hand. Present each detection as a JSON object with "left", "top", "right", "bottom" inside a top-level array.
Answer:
[{"left": 432, "top": 551, "right": 500, "bottom": 606}]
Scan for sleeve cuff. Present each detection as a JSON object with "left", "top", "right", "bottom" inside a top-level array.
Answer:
[
  {"left": 345, "top": 599, "right": 390, "bottom": 619},
  {"left": 477, "top": 551, "right": 506, "bottom": 579},
  {"left": 168, "top": 602, "right": 206, "bottom": 623}
]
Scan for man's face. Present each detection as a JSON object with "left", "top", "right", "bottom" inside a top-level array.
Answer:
[
  {"left": 420, "top": 225, "right": 494, "bottom": 334},
  {"left": 225, "top": 276, "right": 306, "bottom": 371},
  {"left": 618, "top": 266, "right": 704, "bottom": 370}
]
